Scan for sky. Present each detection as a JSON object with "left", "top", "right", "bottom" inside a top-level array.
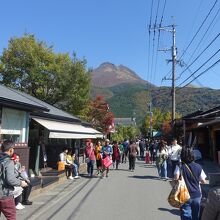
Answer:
[{"left": 0, "top": 0, "right": 219, "bottom": 89}]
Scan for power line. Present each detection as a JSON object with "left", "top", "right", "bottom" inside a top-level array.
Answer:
[
  {"left": 179, "top": 0, "right": 218, "bottom": 60},
  {"left": 147, "top": 0, "right": 154, "bottom": 91},
  {"left": 183, "top": 64, "right": 205, "bottom": 87},
  {"left": 176, "top": 32, "right": 220, "bottom": 80},
  {"left": 159, "top": 0, "right": 167, "bottom": 27},
  {"left": 185, "top": 6, "right": 220, "bottom": 67},
  {"left": 152, "top": 0, "right": 167, "bottom": 86},
  {"left": 177, "top": 57, "right": 220, "bottom": 90},
  {"left": 150, "top": 0, "right": 161, "bottom": 86}
]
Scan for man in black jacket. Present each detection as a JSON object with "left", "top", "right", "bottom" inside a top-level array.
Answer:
[
  {"left": 139, "top": 139, "right": 146, "bottom": 159},
  {"left": 0, "top": 140, "right": 27, "bottom": 220}
]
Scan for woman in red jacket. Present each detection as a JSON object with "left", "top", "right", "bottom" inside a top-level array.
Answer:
[{"left": 112, "top": 141, "right": 121, "bottom": 170}]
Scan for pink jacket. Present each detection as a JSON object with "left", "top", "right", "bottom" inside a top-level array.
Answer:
[{"left": 85, "top": 147, "right": 96, "bottom": 161}]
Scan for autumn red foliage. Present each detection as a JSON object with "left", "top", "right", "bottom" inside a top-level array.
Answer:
[{"left": 89, "top": 96, "right": 114, "bottom": 134}]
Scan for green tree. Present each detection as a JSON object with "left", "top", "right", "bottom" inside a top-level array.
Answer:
[
  {"left": 0, "top": 34, "right": 91, "bottom": 117},
  {"left": 112, "top": 125, "right": 140, "bottom": 141},
  {"left": 57, "top": 55, "right": 91, "bottom": 116},
  {"left": 140, "top": 108, "right": 181, "bottom": 137}
]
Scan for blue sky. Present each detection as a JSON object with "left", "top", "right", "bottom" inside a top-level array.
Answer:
[{"left": 0, "top": 0, "right": 219, "bottom": 89}]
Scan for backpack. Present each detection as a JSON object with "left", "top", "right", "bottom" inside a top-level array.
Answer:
[{"left": 0, "top": 156, "right": 10, "bottom": 198}]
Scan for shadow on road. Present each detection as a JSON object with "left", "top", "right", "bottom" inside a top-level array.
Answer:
[
  {"left": 80, "top": 174, "right": 100, "bottom": 179},
  {"left": 128, "top": 175, "right": 160, "bottom": 180},
  {"left": 138, "top": 164, "right": 156, "bottom": 168},
  {"left": 112, "top": 168, "right": 130, "bottom": 172},
  {"left": 158, "top": 207, "right": 180, "bottom": 216}
]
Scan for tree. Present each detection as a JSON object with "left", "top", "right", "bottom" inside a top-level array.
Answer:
[
  {"left": 56, "top": 55, "right": 91, "bottom": 117},
  {"left": 88, "top": 96, "right": 114, "bottom": 134},
  {"left": 140, "top": 108, "right": 181, "bottom": 137},
  {"left": 111, "top": 125, "right": 140, "bottom": 142},
  {"left": 0, "top": 34, "right": 91, "bottom": 117}
]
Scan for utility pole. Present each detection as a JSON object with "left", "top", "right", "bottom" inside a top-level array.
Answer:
[
  {"left": 171, "top": 25, "right": 176, "bottom": 122},
  {"left": 148, "top": 102, "right": 153, "bottom": 138},
  {"left": 157, "top": 24, "right": 178, "bottom": 123}
]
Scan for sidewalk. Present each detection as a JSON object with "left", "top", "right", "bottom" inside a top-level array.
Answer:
[
  {"left": 12, "top": 161, "right": 179, "bottom": 220},
  {"left": 30, "top": 163, "right": 87, "bottom": 199}
]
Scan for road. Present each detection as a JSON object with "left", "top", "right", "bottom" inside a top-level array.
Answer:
[{"left": 13, "top": 159, "right": 179, "bottom": 220}]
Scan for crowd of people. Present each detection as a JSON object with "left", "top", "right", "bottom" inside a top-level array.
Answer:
[
  {"left": 142, "top": 138, "right": 208, "bottom": 220},
  {"left": 81, "top": 137, "right": 209, "bottom": 220},
  {"left": 83, "top": 138, "right": 140, "bottom": 178},
  {"left": 0, "top": 138, "right": 214, "bottom": 220}
]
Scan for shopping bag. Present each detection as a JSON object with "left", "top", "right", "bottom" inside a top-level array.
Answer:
[
  {"left": 168, "top": 177, "right": 190, "bottom": 208},
  {"left": 85, "top": 157, "right": 90, "bottom": 163},
  {"left": 102, "top": 157, "right": 113, "bottom": 168},
  {"left": 57, "top": 161, "right": 65, "bottom": 171}
]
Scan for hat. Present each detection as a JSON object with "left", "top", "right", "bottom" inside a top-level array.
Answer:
[
  {"left": 105, "top": 139, "right": 110, "bottom": 142},
  {"left": 11, "top": 153, "right": 18, "bottom": 161},
  {"left": 1, "top": 140, "right": 15, "bottom": 152}
]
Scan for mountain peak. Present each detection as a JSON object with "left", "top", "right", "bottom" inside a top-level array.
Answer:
[{"left": 91, "top": 62, "right": 151, "bottom": 88}]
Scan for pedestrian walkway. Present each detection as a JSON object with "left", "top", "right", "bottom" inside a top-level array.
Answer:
[{"left": 4, "top": 160, "right": 179, "bottom": 220}]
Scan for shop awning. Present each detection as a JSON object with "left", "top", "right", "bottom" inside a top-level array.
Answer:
[{"left": 32, "top": 118, "right": 102, "bottom": 139}]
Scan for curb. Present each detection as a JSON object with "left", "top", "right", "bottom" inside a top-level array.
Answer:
[{"left": 30, "top": 163, "right": 87, "bottom": 200}]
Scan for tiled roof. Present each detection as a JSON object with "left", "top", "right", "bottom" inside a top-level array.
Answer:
[
  {"left": 0, "top": 84, "right": 80, "bottom": 121},
  {"left": 0, "top": 84, "right": 48, "bottom": 111}
]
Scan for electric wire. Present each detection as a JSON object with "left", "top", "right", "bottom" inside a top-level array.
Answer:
[
  {"left": 176, "top": 32, "right": 220, "bottom": 81},
  {"left": 150, "top": 0, "right": 160, "bottom": 88},
  {"left": 177, "top": 57, "right": 220, "bottom": 90},
  {"left": 159, "top": 0, "right": 167, "bottom": 28},
  {"left": 177, "top": 48, "right": 220, "bottom": 87},
  {"left": 152, "top": 0, "right": 167, "bottom": 87},
  {"left": 179, "top": 0, "right": 218, "bottom": 60},
  {"left": 147, "top": 0, "right": 154, "bottom": 94},
  {"left": 184, "top": 6, "right": 220, "bottom": 69}
]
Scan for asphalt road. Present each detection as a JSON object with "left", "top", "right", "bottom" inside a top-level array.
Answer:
[{"left": 10, "top": 159, "right": 180, "bottom": 220}]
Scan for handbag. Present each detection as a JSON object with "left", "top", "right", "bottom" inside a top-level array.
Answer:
[
  {"left": 57, "top": 161, "right": 65, "bottom": 171},
  {"left": 168, "top": 168, "right": 190, "bottom": 208},
  {"left": 85, "top": 157, "right": 90, "bottom": 163},
  {"left": 85, "top": 148, "right": 93, "bottom": 163},
  {"left": 102, "top": 156, "right": 113, "bottom": 168}
]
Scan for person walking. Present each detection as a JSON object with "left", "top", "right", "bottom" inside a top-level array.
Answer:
[
  {"left": 101, "top": 139, "right": 112, "bottom": 178},
  {"left": 118, "top": 142, "right": 124, "bottom": 163},
  {"left": 139, "top": 139, "right": 146, "bottom": 159},
  {"left": 95, "top": 141, "right": 102, "bottom": 175},
  {"left": 169, "top": 138, "right": 182, "bottom": 177},
  {"left": 156, "top": 141, "right": 168, "bottom": 180},
  {"left": 150, "top": 140, "right": 157, "bottom": 165},
  {"left": 174, "top": 147, "right": 206, "bottom": 220},
  {"left": 145, "top": 147, "right": 151, "bottom": 164},
  {"left": 122, "top": 139, "right": 129, "bottom": 163},
  {"left": 128, "top": 140, "right": 139, "bottom": 171},
  {"left": 85, "top": 140, "right": 96, "bottom": 177},
  {"left": 112, "top": 141, "right": 121, "bottom": 170},
  {"left": 0, "top": 140, "right": 28, "bottom": 220}
]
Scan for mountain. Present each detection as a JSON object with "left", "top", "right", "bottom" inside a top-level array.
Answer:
[
  {"left": 91, "top": 62, "right": 153, "bottom": 88},
  {"left": 91, "top": 63, "right": 220, "bottom": 123}
]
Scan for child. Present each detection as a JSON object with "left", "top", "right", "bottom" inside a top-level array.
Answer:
[{"left": 145, "top": 147, "right": 151, "bottom": 164}]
